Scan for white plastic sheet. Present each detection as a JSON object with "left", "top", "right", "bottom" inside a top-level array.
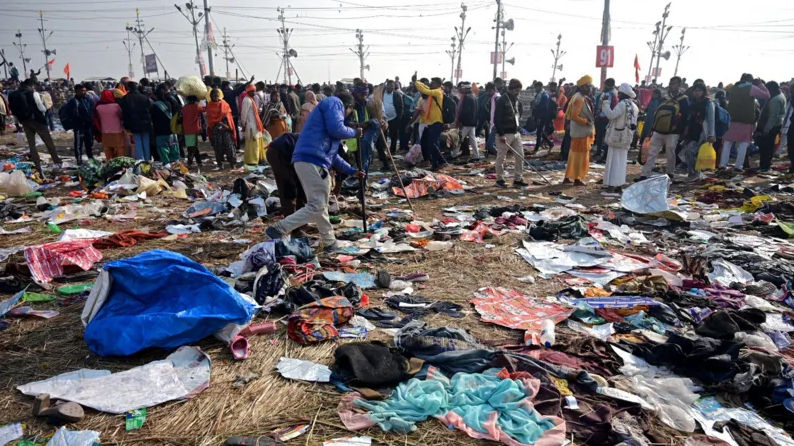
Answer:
[
  {"left": 707, "top": 258, "right": 754, "bottom": 286},
  {"left": 0, "top": 422, "right": 23, "bottom": 445},
  {"left": 17, "top": 346, "right": 210, "bottom": 414},
  {"left": 276, "top": 357, "right": 331, "bottom": 382},
  {"left": 621, "top": 175, "right": 670, "bottom": 214},
  {"left": 516, "top": 240, "right": 610, "bottom": 275},
  {"left": 46, "top": 427, "right": 100, "bottom": 446}
]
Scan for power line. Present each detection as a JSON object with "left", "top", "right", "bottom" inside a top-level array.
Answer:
[
  {"left": 174, "top": 1, "right": 207, "bottom": 76},
  {"left": 37, "top": 11, "right": 55, "bottom": 80},
  {"left": 350, "top": 29, "right": 369, "bottom": 80}
]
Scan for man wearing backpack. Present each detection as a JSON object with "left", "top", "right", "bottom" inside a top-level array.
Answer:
[
  {"left": 9, "top": 79, "right": 61, "bottom": 172},
  {"left": 639, "top": 76, "right": 690, "bottom": 180},
  {"left": 414, "top": 77, "right": 448, "bottom": 170},
  {"left": 61, "top": 83, "right": 95, "bottom": 165}
]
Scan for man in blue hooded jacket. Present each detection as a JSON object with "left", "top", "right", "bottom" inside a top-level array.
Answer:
[{"left": 266, "top": 91, "right": 364, "bottom": 251}]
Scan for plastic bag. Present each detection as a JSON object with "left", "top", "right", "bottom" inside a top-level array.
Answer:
[
  {"left": 405, "top": 144, "right": 423, "bottom": 165},
  {"left": 621, "top": 175, "right": 670, "bottom": 214},
  {"left": 695, "top": 142, "right": 716, "bottom": 171},
  {"left": 0, "top": 170, "right": 32, "bottom": 196}
]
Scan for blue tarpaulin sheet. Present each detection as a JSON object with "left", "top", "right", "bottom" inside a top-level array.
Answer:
[{"left": 84, "top": 250, "right": 258, "bottom": 356}]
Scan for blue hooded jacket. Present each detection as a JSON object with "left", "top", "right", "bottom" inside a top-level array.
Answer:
[{"left": 291, "top": 96, "right": 357, "bottom": 175}]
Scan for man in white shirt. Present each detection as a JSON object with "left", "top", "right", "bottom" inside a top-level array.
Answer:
[{"left": 382, "top": 79, "right": 405, "bottom": 154}]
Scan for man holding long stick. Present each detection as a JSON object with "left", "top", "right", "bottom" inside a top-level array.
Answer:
[{"left": 266, "top": 91, "right": 364, "bottom": 253}]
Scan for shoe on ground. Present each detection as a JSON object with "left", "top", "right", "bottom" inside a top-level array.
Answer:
[
  {"left": 265, "top": 226, "right": 284, "bottom": 240},
  {"left": 574, "top": 180, "right": 585, "bottom": 186},
  {"left": 562, "top": 178, "right": 572, "bottom": 184},
  {"left": 495, "top": 179, "right": 507, "bottom": 188},
  {"left": 513, "top": 180, "right": 528, "bottom": 188},
  {"left": 322, "top": 240, "right": 339, "bottom": 253}
]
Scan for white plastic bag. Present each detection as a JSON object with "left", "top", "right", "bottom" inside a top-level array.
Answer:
[
  {"left": 405, "top": 144, "right": 423, "bottom": 165},
  {"left": 0, "top": 170, "right": 32, "bottom": 196}
]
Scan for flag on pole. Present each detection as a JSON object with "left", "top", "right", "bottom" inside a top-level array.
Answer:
[
  {"left": 633, "top": 55, "right": 641, "bottom": 84},
  {"left": 47, "top": 58, "right": 55, "bottom": 66},
  {"left": 63, "top": 62, "right": 70, "bottom": 79}
]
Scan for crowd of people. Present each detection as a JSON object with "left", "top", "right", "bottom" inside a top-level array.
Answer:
[{"left": 1, "top": 70, "right": 793, "bottom": 251}]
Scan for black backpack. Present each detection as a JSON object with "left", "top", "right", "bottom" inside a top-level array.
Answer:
[
  {"left": 434, "top": 94, "right": 457, "bottom": 124},
  {"left": 8, "top": 90, "right": 33, "bottom": 121}
]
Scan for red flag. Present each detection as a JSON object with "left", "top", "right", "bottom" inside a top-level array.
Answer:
[
  {"left": 633, "top": 55, "right": 641, "bottom": 84},
  {"left": 47, "top": 58, "right": 55, "bottom": 65},
  {"left": 63, "top": 62, "right": 70, "bottom": 79}
]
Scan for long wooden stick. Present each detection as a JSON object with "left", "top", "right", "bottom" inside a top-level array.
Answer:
[
  {"left": 379, "top": 127, "right": 415, "bottom": 213},
  {"left": 355, "top": 134, "right": 367, "bottom": 232}
]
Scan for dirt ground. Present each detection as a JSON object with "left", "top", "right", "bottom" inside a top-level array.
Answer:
[{"left": 0, "top": 131, "right": 776, "bottom": 445}]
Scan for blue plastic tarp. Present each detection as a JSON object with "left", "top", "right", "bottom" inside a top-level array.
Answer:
[{"left": 84, "top": 250, "right": 258, "bottom": 356}]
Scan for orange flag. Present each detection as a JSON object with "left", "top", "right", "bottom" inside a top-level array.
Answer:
[
  {"left": 633, "top": 55, "right": 640, "bottom": 84},
  {"left": 64, "top": 62, "right": 70, "bottom": 79}
]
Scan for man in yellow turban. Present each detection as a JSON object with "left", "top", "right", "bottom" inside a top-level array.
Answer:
[{"left": 563, "top": 75, "right": 595, "bottom": 186}]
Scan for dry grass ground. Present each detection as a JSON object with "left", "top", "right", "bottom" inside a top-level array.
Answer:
[{"left": 0, "top": 132, "right": 776, "bottom": 445}]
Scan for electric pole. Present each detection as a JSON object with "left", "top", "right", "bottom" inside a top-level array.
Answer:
[
  {"left": 445, "top": 36, "right": 456, "bottom": 82},
  {"left": 672, "top": 27, "right": 689, "bottom": 77},
  {"left": 221, "top": 28, "right": 246, "bottom": 80},
  {"left": 599, "top": 0, "right": 610, "bottom": 89},
  {"left": 13, "top": 31, "right": 29, "bottom": 74},
  {"left": 0, "top": 50, "right": 8, "bottom": 80},
  {"left": 37, "top": 11, "right": 55, "bottom": 81},
  {"left": 175, "top": 1, "right": 206, "bottom": 77},
  {"left": 203, "top": 0, "right": 214, "bottom": 76},
  {"left": 350, "top": 29, "right": 369, "bottom": 82},
  {"left": 276, "top": 7, "right": 301, "bottom": 84},
  {"left": 122, "top": 24, "right": 136, "bottom": 79},
  {"left": 646, "top": 22, "right": 660, "bottom": 84},
  {"left": 454, "top": 3, "right": 470, "bottom": 85},
  {"left": 128, "top": 10, "right": 153, "bottom": 78},
  {"left": 653, "top": 2, "right": 673, "bottom": 84},
  {"left": 500, "top": 31, "right": 513, "bottom": 79},
  {"left": 493, "top": 0, "right": 502, "bottom": 80},
  {"left": 550, "top": 34, "right": 565, "bottom": 83}
]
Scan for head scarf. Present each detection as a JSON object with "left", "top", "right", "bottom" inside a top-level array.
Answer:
[
  {"left": 577, "top": 75, "right": 593, "bottom": 87},
  {"left": 206, "top": 97, "right": 237, "bottom": 144},
  {"left": 618, "top": 83, "right": 636, "bottom": 99},
  {"left": 305, "top": 90, "right": 318, "bottom": 105},
  {"left": 245, "top": 84, "right": 256, "bottom": 93},
  {"left": 99, "top": 89, "right": 116, "bottom": 104},
  {"left": 353, "top": 84, "right": 369, "bottom": 97}
]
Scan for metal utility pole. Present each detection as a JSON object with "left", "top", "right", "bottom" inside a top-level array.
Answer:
[
  {"left": 128, "top": 10, "right": 153, "bottom": 78},
  {"left": 174, "top": 1, "right": 206, "bottom": 77},
  {"left": 122, "top": 24, "right": 136, "bottom": 79},
  {"left": 493, "top": 0, "right": 502, "bottom": 80},
  {"left": 221, "top": 28, "right": 246, "bottom": 80},
  {"left": 550, "top": 34, "right": 565, "bottom": 83},
  {"left": 13, "top": 31, "right": 29, "bottom": 74},
  {"left": 0, "top": 50, "right": 8, "bottom": 79},
  {"left": 276, "top": 7, "right": 301, "bottom": 84},
  {"left": 599, "top": 0, "right": 610, "bottom": 89},
  {"left": 500, "top": 30, "right": 513, "bottom": 79},
  {"left": 653, "top": 2, "right": 673, "bottom": 84},
  {"left": 672, "top": 27, "right": 689, "bottom": 77},
  {"left": 454, "top": 3, "right": 470, "bottom": 85},
  {"left": 445, "top": 36, "right": 456, "bottom": 81},
  {"left": 37, "top": 11, "right": 55, "bottom": 81},
  {"left": 203, "top": 0, "right": 214, "bottom": 76},
  {"left": 350, "top": 28, "right": 369, "bottom": 82},
  {"left": 645, "top": 22, "right": 660, "bottom": 84}
]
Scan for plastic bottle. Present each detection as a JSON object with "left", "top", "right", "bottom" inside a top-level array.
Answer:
[{"left": 540, "top": 320, "right": 556, "bottom": 347}]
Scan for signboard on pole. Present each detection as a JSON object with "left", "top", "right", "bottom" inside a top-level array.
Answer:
[
  {"left": 652, "top": 67, "right": 662, "bottom": 77},
  {"left": 595, "top": 45, "right": 614, "bottom": 68},
  {"left": 144, "top": 54, "right": 157, "bottom": 74},
  {"left": 490, "top": 51, "right": 504, "bottom": 65},
  {"left": 454, "top": 68, "right": 462, "bottom": 79},
  {"left": 501, "top": 71, "right": 507, "bottom": 79}
]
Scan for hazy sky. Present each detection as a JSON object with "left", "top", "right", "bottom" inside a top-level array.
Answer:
[{"left": 1, "top": 0, "right": 793, "bottom": 87}]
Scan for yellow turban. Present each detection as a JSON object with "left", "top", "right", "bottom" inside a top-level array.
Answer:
[{"left": 577, "top": 75, "right": 593, "bottom": 87}]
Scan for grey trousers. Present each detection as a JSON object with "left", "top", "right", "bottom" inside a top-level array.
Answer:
[{"left": 273, "top": 161, "right": 335, "bottom": 245}]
